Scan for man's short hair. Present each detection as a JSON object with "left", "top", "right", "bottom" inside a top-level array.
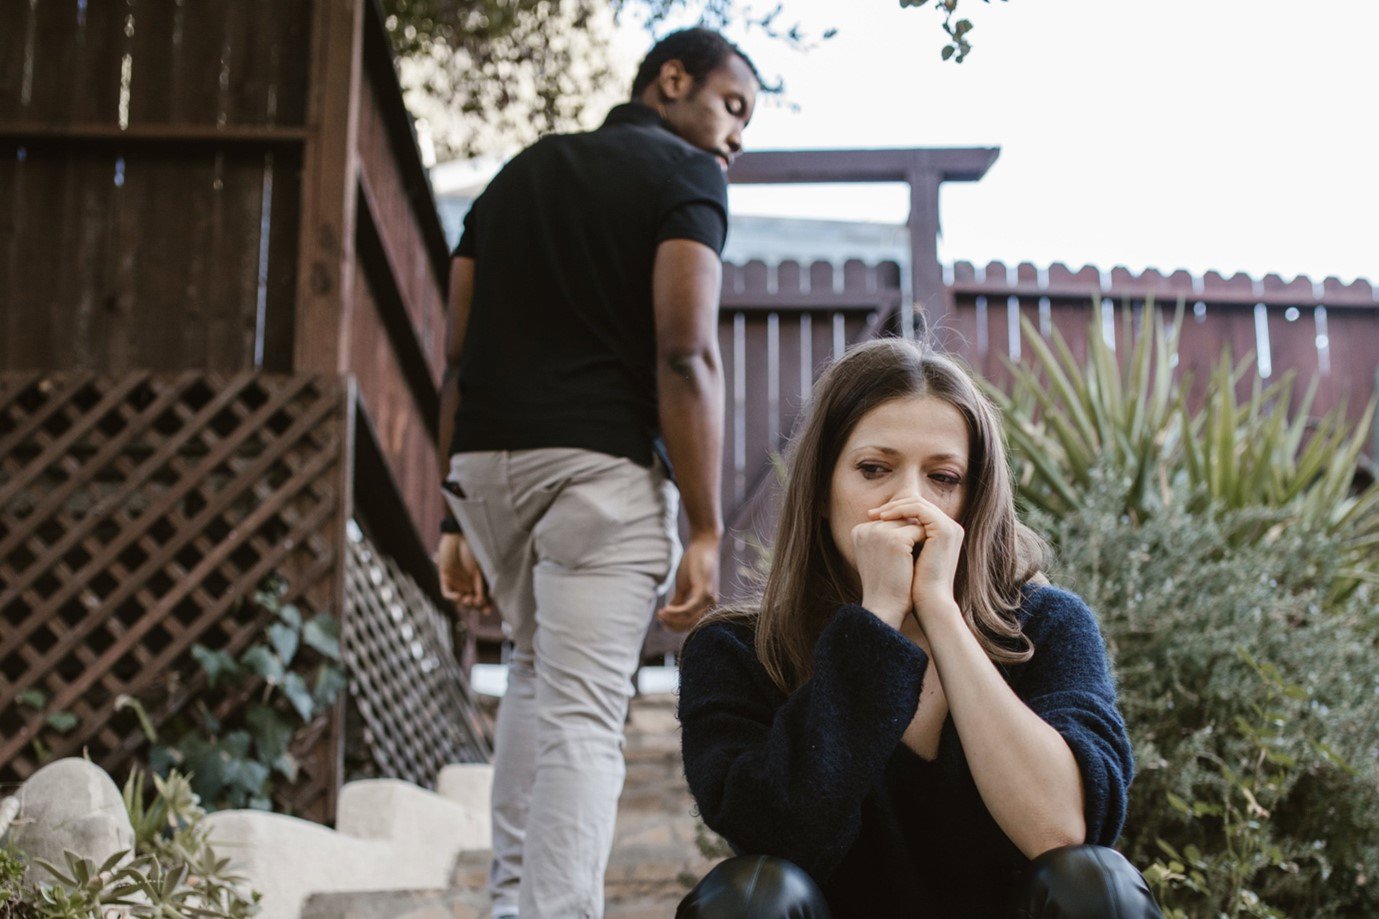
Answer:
[{"left": 631, "top": 27, "right": 763, "bottom": 98}]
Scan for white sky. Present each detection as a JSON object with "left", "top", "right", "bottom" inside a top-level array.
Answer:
[{"left": 607, "top": 0, "right": 1378, "bottom": 284}]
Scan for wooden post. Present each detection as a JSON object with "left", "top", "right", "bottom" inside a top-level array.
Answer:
[
  {"left": 293, "top": 0, "right": 365, "bottom": 374},
  {"left": 727, "top": 147, "right": 999, "bottom": 348}
]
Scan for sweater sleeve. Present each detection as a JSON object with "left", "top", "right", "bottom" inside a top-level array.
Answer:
[
  {"left": 678, "top": 605, "right": 927, "bottom": 881},
  {"left": 1018, "top": 587, "right": 1135, "bottom": 846}
]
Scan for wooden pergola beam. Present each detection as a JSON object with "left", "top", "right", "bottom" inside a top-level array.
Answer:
[{"left": 729, "top": 147, "right": 1000, "bottom": 340}]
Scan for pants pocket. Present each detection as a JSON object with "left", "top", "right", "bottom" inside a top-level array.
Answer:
[{"left": 441, "top": 489, "right": 499, "bottom": 585}]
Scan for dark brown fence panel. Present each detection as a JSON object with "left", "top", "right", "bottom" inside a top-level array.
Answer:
[
  {"left": 0, "top": 144, "right": 301, "bottom": 374},
  {"left": 348, "top": 263, "right": 444, "bottom": 540},
  {"left": 0, "top": 372, "right": 349, "bottom": 820},
  {"left": 355, "top": 67, "right": 446, "bottom": 381},
  {"left": 0, "top": 0, "right": 310, "bottom": 129}
]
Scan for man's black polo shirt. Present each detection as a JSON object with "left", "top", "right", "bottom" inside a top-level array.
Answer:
[{"left": 450, "top": 102, "right": 729, "bottom": 468}]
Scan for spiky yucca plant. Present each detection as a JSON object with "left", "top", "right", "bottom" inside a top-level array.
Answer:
[{"left": 984, "top": 300, "right": 1379, "bottom": 593}]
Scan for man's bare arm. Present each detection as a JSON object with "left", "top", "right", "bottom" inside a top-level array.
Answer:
[
  {"left": 437, "top": 256, "right": 476, "bottom": 471},
  {"left": 653, "top": 239, "right": 725, "bottom": 627}
]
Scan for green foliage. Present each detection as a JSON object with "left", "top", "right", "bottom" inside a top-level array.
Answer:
[
  {"left": 990, "top": 301, "right": 1379, "bottom": 913},
  {"left": 988, "top": 301, "right": 1379, "bottom": 596},
  {"left": 1030, "top": 454, "right": 1379, "bottom": 916},
  {"left": 384, "top": 0, "right": 983, "bottom": 159},
  {"left": 1, "top": 844, "right": 30, "bottom": 918},
  {"left": 15, "top": 690, "right": 79, "bottom": 766},
  {"left": 119, "top": 577, "right": 346, "bottom": 813},
  {"left": 899, "top": 0, "right": 1005, "bottom": 62},
  {"left": 1, "top": 769, "right": 260, "bottom": 917}
]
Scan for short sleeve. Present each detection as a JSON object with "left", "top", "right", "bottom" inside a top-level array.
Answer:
[
  {"left": 656, "top": 151, "right": 729, "bottom": 254},
  {"left": 452, "top": 200, "right": 478, "bottom": 258}
]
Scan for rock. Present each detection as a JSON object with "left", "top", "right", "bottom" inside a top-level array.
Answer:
[{"left": 8, "top": 758, "right": 135, "bottom": 882}]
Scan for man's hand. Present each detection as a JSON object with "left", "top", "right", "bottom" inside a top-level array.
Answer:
[
  {"left": 658, "top": 533, "right": 720, "bottom": 631},
  {"left": 435, "top": 532, "right": 490, "bottom": 612}
]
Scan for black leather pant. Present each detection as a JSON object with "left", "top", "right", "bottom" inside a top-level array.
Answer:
[{"left": 676, "top": 845, "right": 1163, "bottom": 918}]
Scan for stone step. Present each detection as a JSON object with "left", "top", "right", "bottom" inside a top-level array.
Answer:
[{"left": 303, "top": 693, "right": 722, "bottom": 918}]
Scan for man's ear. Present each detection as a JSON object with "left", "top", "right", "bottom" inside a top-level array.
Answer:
[{"left": 656, "top": 59, "right": 692, "bottom": 103}]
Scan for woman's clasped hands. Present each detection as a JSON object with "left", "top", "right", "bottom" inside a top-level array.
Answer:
[{"left": 853, "top": 493, "right": 964, "bottom": 631}]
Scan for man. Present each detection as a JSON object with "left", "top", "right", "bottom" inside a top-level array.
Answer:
[{"left": 434, "top": 28, "right": 760, "bottom": 919}]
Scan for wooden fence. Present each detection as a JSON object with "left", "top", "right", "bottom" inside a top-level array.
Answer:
[
  {"left": 0, "top": 0, "right": 485, "bottom": 821},
  {"left": 635, "top": 258, "right": 1379, "bottom": 658},
  {"left": 945, "top": 261, "right": 1379, "bottom": 436},
  {"left": 0, "top": 0, "right": 448, "bottom": 542}
]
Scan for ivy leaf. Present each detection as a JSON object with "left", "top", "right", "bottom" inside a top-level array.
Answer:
[
  {"left": 45, "top": 711, "right": 78, "bottom": 733},
  {"left": 192, "top": 644, "right": 240, "bottom": 689},
  {"left": 222, "top": 730, "right": 252, "bottom": 760},
  {"left": 18, "top": 688, "right": 47, "bottom": 709},
  {"left": 267, "top": 623, "right": 299, "bottom": 667},
  {"left": 223, "top": 756, "right": 270, "bottom": 798},
  {"left": 246, "top": 703, "right": 293, "bottom": 763},
  {"left": 273, "top": 752, "right": 300, "bottom": 782},
  {"left": 277, "top": 603, "right": 302, "bottom": 630},
  {"left": 313, "top": 664, "right": 349, "bottom": 708},
  {"left": 240, "top": 646, "right": 284, "bottom": 685},
  {"left": 941, "top": 45, "right": 955, "bottom": 61},
  {"left": 281, "top": 672, "right": 315, "bottom": 722},
  {"left": 302, "top": 615, "right": 341, "bottom": 660}
]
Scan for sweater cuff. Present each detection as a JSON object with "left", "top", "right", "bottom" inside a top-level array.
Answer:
[{"left": 813, "top": 604, "right": 929, "bottom": 728}]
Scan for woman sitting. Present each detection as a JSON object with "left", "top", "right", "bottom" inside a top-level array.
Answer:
[{"left": 676, "top": 338, "right": 1161, "bottom": 918}]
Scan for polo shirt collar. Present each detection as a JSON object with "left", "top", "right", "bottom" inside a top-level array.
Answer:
[{"left": 600, "top": 102, "right": 673, "bottom": 133}]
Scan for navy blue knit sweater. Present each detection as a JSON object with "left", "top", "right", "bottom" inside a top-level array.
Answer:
[{"left": 677, "top": 585, "right": 1134, "bottom": 919}]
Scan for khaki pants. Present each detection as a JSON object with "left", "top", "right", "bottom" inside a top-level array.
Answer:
[{"left": 444, "top": 448, "right": 680, "bottom": 919}]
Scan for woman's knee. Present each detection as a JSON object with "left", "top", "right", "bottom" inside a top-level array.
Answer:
[
  {"left": 677, "top": 855, "right": 833, "bottom": 919},
  {"left": 1009, "top": 845, "right": 1163, "bottom": 919}
]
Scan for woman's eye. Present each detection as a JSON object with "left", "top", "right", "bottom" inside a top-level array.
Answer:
[
  {"left": 858, "top": 463, "right": 887, "bottom": 479},
  {"left": 726, "top": 99, "right": 743, "bottom": 116},
  {"left": 931, "top": 473, "right": 962, "bottom": 488}
]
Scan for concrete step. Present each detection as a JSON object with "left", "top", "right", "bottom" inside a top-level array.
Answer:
[{"left": 303, "top": 693, "right": 725, "bottom": 918}]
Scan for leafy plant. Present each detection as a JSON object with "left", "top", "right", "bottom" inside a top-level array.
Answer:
[
  {"left": 1, "top": 769, "right": 260, "bottom": 917},
  {"left": 1031, "top": 472, "right": 1379, "bottom": 917},
  {"left": 988, "top": 300, "right": 1379, "bottom": 594},
  {"left": 120, "top": 577, "right": 347, "bottom": 812}
]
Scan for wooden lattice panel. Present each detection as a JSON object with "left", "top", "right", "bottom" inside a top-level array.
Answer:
[
  {"left": 344, "top": 521, "right": 491, "bottom": 787},
  {"left": 0, "top": 372, "right": 348, "bottom": 820}
]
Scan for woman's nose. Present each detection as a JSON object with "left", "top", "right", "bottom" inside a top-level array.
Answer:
[{"left": 892, "top": 470, "right": 923, "bottom": 502}]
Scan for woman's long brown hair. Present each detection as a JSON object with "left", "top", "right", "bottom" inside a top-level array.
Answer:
[{"left": 695, "top": 338, "right": 1048, "bottom": 694}]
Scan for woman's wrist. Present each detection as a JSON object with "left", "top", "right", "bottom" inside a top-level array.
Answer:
[
  {"left": 913, "top": 595, "right": 962, "bottom": 630},
  {"left": 861, "top": 595, "right": 910, "bottom": 629}
]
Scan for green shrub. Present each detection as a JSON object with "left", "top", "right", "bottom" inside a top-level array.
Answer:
[
  {"left": 1031, "top": 473, "right": 1379, "bottom": 917},
  {"left": 0, "top": 768, "right": 260, "bottom": 917}
]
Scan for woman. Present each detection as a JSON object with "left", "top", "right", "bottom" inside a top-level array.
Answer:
[{"left": 676, "top": 339, "right": 1160, "bottom": 918}]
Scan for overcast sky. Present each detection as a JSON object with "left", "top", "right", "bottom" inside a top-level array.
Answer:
[{"left": 606, "top": 0, "right": 1377, "bottom": 284}]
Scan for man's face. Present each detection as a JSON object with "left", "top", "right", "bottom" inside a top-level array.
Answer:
[{"left": 657, "top": 55, "right": 758, "bottom": 170}]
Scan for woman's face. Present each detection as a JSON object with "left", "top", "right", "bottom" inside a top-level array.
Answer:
[{"left": 825, "top": 394, "right": 971, "bottom": 577}]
